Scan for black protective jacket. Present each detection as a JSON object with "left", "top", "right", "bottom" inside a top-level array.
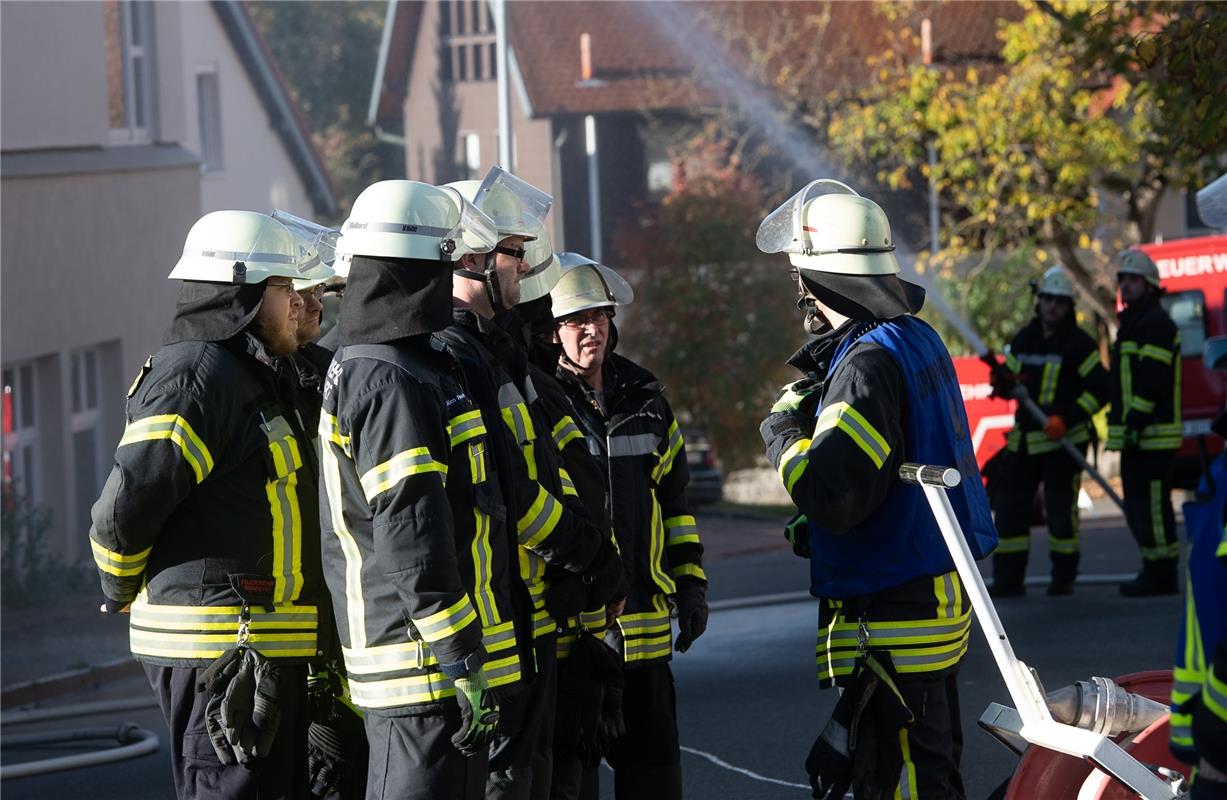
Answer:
[
  {"left": 434, "top": 311, "right": 607, "bottom": 642},
  {"left": 90, "top": 289, "right": 323, "bottom": 668},
  {"left": 1003, "top": 315, "right": 1109, "bottom": 455},
  {"left": 1108, "top": 295, "right": 1182, "bottom": 451},
  {"left": 556, "top": 353, "right": 706, "bottom": 666},
  {"left": 319, "top": 257, "right": 524, "bottom": 714}
]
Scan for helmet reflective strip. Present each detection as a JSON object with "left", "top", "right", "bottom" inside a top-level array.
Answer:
[
  {"left": 343, "top": 221, "right": 452, "bottom": 237},
  {"left": 192, "top": 249, "right": 297, "bottom": 264}
]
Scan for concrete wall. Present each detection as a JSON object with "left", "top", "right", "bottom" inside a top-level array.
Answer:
[{"left": 177, "top": 3, "right": 315, "bottom": 216}]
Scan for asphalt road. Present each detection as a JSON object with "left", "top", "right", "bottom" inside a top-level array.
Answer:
[{"left": 1, "top": 510, "right": 1185, "bottom": 799}]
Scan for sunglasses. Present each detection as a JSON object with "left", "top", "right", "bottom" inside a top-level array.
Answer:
[{"left": 494, "top": 245, "right": 527, "bottom": 261}]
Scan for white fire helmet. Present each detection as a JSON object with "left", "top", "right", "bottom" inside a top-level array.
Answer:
[
  {"left": 1036, "top": 265, "right": 1075, "bottom": 299},
  {"left": 756, "top": 179, "right": 899, "bottom": 276},
  {"left": 446, "top": 166, "right": 553, "bottom": 242},
  {"left": 517, "top": 218, "right": 562, "bottom": 303},
  {"left": 334, "top": 180, "right": 499, "bottom": 272},
  {"left": 270, "top": 209, "right": 339, "bottom": 291},
  {"left": 168, "top": 210, "right": 306, "bottom": 284},
  {"left": 1117, "top": 249, "right": 1161, "bottom": 289},
  {"left": 549, "top": 253, "right": 635, "bottom": 320}
]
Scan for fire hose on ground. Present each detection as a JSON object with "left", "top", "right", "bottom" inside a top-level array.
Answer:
[{"left": 0, "top": 696, "right": 160, "bottom": 779}]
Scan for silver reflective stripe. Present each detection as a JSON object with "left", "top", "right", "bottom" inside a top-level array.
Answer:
[
  {"left": 623, "top": 635, "right": 671, "bottom": 660},
  {"left": 609, "top": 433, "right": 660, "bottom": 457},
  {"left": 344, "top": 644, "right": 437, "bottom": 673},
  {"left": 618, "top": 614, "right": 671, "bottom": 636},
  {"left": 132, "top": 610, "right": 317, "bottom": 626},
  {"left": 524, "top": 374, "right": 539, "bottom": 405},
  {"left": 343, "top": 221, "right": 452, "bottom": 237},
  {"left": 484, "top": 658, "right": 521, "bottom": 684},
  {"left": 518, "top": 491, "right": 561, "bottom": 546},
  {"left": 822, "top": 618, "right": 969, "bottom": 644},
  {"left": 348, "top": 673, "right": 454, "bottom": 707},
  {"left": 484, "top": 625, "right": 517, "bottom": 651},
  {"left": 129, "top": 633, "right": 313, "bottom": 652},
  {"left": 193, "top": 249, "right": 296, "bottom": 264},
  {"left": 1015, "top": 353, "right": 1062, "bottom": 365}
]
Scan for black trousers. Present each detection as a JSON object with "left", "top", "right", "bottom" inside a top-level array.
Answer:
[
  {"left": 605, "top": 661, "right": 682, "bottom": 800},
  {"left": 888, "top": 670, "right": 965, "bottom": 800},
  {"left": 364, "top": 706, "right": 488, "bottom": 800},
  {"left": 144, "top": 662, "right": 309, "bottom": 800},
  {"left": 1120, "top": 449, "right": 1179, "bottom": 564},
  {"left": 487, "top": 637, "right": 558, "bottom": 800},
  {"left": 992, "top": 447, "right": 1083, "bottom": 586}
]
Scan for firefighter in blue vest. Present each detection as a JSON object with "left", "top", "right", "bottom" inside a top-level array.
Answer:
[
  {"left": 89, "top": 210, "right": 326, "bottom": 799},
  {"left": 987, "top": 266, "right": 1109, "bottom": 597},
  {"left": 1170, "top": 339, "right": 1227, "bottom": 798},
  {"left": 1108, "top": 249, "right": 1183, "bottom": 597},
  {"left": 757, "top": 180, "right": 998, "bottom": 799}
]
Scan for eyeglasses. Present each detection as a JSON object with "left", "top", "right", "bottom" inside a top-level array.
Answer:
[
  {"left": 560, "top": 308, "right": 614, "bottom": 328},
  {"left": 494, "top": 245, "right": 526, "bottom": 261},
  {"left": 298, "top": 284, "right": 327, "bottom": 300},
  {"left": 266, "top": 280, "right": 296, "bottom": 294}
]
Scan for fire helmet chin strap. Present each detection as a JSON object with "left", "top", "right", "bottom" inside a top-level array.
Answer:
[
  {"left": 455, "top": 252, "right": 508, "bottom": 314},
  {"left": 796, "top": 286, "right": 831, "bottom": 335}
]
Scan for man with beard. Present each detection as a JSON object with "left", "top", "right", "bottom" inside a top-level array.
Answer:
[
  {"left": 89, "top": 210, "right": 324, "bottom": 798},
  {"left": 987, "top": 266, "right": 1109, "bottom": 598},
  {"left": 550, "top": 254, "right": 708, "bottom": 800},
  {"left": 756, "top": 180, "right": 997, "bottom": 799},
  {"left": 319, "top": 180, "right": 519, "bottom": 800}
]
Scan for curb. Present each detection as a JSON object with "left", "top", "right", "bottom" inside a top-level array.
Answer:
[{"left": 0, "top": 657, "right": 142, "bottom": 710}]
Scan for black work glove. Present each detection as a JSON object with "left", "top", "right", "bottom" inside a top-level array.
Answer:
[
  {"left": 556, "top": 633, "right": 621, "bottom": 765},
  {"left": 583, "top": 541, "right": 627, "bottom": 610},
  {"left": 805, "top": 683, "right": 856, "bottom": 799},
  {"left": 673, "top": 584, "right": 708, "bottom": 653},
  {"left": 248, "top": 652, "right": 281, "bottom": 760},
  {"left": 760, "top": 410, "right": 808, "bottom": 471},
  {"left": 306, "top": 672, "right": 369, "bottom": 800},
  {"left": 784, "top": 513, "right": 811, "bottom": 559},
  {"left": 220, "top": 650, "right": 259, "bottom": 765}
]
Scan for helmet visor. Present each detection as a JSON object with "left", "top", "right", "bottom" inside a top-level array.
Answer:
[
  {"left": 756, "top": 179, "right": 859, "bottom": 255},
  {"left": 473, "top": 166, "right": 553, "bottom": 240},
  {"left": 522, "top": 218, "right": 555, "bottom": 279},
  {"left": 440, "top": 188, "right": 501, "bottom": 258},
  {"left": 272, "top": 209, "right": 339, "bottom": 278}
]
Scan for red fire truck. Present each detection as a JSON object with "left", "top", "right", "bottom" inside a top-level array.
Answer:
[{"left": 956, "top": 234, "right": 1227, "bottom": 487}]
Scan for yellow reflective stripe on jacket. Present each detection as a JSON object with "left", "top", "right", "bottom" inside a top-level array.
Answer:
[
  {"left": 558, "top": 466, "right": 577, "bottom": 497},
  {"left": 552, "top": 417, "right": 583, "bottom": 452},
  {"left": 1130, "top": 396, "right": 1156, "bottom": 414},
  {"left": 320, "top": 412, "right": 352, "bottom": 457},
  {"left": 129, "top": 597, "right": 318, "bottom": 660},
  {"left": 778, "top": 437, "right": 811, "bottom": 493},
  {"left": 360, "top": 447, "right": 447, "bottom": 502},
  {"left": 412, "top": 596, "right": 478, "bottom": 643},
  {"left": 321, "top": 428, "right": 367, "bottom": 648},
  {"left": 647, "top": 491, "right": 677, "bottom": 595},
  {"left": 348, "top": 672, "right": 455, "bottom": 708},
  {"left": 652, "top": 421, "right": 684, "bottom": 483},
  {"left": 517, "top": 485, "right": 563, "bottom": 549},
  {"left": 448, "top": 410, "right": 486, "bottom": 447},
  {"left": 1206, "top": 662, "right": 1227, "bottom": 724},
  {"left": 90, "top": 539, "right": 152, "bottom": 577},
  {"left": 1139, "top": 344, "right": 1175, "bottom": 364},
  {"left": 664, "top": 515, "right": 700, "bottom": 545},
  {"left": 119, "top": 414, "right": 214, "bottom": 483},
  {"left": 617, "top": 594, "right": 673, "bottom": 664},
  {"left": 815, "top": 402, "right": 890, "bottom": 469},
  {"left": 500, "top": 400, "right": 535, "bottom": 445},
  {"left": 1076, "top": 391, "right": 1101, "bottom": 416},
  {"left": 1004, "top": 352, "right": 1022, "bottom": 373},
  {"left": 670, "top": 563, "right": 706, "bottom": 581},
  {"left": 470, "top": 491, "right": 498, "bottom": 627},
  {"left": 1038, "top": 361, "right": 1060, "bottom": 406},
  {"left": 261, "top": 416, "right": 306, "bottom": 605},
  {"left": 1077, "top": 351, "right": 1102, "bottom": 378}
]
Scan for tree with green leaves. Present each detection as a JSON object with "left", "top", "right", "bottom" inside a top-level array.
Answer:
[{"left": 248, "top": 1, "right": 402, "bottom": 223}]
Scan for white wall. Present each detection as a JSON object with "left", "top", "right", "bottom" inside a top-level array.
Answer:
[{"left": 176, "top": 3, "right": 316, "bottom": 217}]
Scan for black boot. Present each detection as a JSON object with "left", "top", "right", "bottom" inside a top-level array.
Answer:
[
  {"left": 1048, "top": 552, "right": 1079, "bottom": 596},
  {"left": 989, "top": 552, "right": 1027, "bottom": 598},
  {"left": 1119, "top": 560, "right": 1179, "bottom": 597}
]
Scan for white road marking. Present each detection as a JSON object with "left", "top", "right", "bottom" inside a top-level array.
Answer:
[{"left": 679, "top": 744, "right": 811, "bottom": 791}]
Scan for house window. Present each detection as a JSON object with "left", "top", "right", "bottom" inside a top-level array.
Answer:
[
  {"left": 2, "top": 363, "right": 41, "bottom": 504},
  {"left": 196, "top": 68, "right": 224, "bottom": 173},
  {"left": 455, "top": 44, "right": 469, "bottom": 81},
  {"left": 70, "top": 349, "right": 107, "bottom": 534},
  {"left": 472, "top": 43, "right": 484, "bottom": 80},
  {"left": 488, "top": 43, "right": 498, "bottom": 79},
  {"left": 105, "top": 0, "right": 156, "bottom": 144},
  {"left": 455, "top": 0, "right": 467, "bottom": 34},
  {"left": 461, "top": 132, "right": 481, "bottom": 180}
]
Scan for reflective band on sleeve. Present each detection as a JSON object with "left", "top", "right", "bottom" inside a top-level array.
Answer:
[
  {"left": 653, "top": 421, "right": 684, "bottom": 482},
  {"left": 497, "top": 383, "right": 535, "bottom": 444},
  {"left": 1076, "top": 391, "right": 1101, "bottom": 416},
  {"left": 119, "top": 414, "right": 214, "bottom": 483},
  {"left": 1078, "top": 351, "right": 1102, "bottom": 377},
  {"left": 778, "top": 437, "right": 811, "bottom": 493},
  {"left": 665, "top": 515, "right": 700, "bottom": 545},
  {"left": 412, "top": 596, "right": 478, "bottom": 643},
  {"left": 320, "top": 413, "right": 351, "bottom": 456},
  {"left": 1130, "top": 396, "right": 1156, "bottom": 414},
  {"left": 360, "top": 447, "right": 447, "bottom": 502},
  {"left": 815, "top": 402, "right": 890, "bottom": 469},
  {"left": 1140, "top": 344, "right": 1175, "bottom": 364},
  {"left": 670, "top": 563, "right": 706, "bottom": 581},
  {"left": 90, "top": 539, "right": 152, "bottom": 578},
  {"left": 558, "top": 467, "right": 578, "bottom": 496},
  {"left": 265, "top": 431, "right": 304, "bottom": 605},
  {"left": 517, "top": 486, "right": 563, "bottom": 548},
  {"left": 448, "top": 410, "right": 486, "bottom": 447},
  {"left": 1004, "top": 352, "right": 1021, "bottom": 372},
  {"left": 552, "top": 417, "right": 584, "bottom": 451},
  {"left": 1206, "top": 664, "right": 1227, "bottom": 724}
]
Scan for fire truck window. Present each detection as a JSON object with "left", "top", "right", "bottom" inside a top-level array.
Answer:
[{"left": 1160, "top": 290, "right": 1206, "bottom": 358}]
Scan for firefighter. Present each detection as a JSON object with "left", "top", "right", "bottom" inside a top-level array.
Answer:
[
  {"left": 89, "top": 210, "right": 325, "bottom": 798},
  {"left": 1108, "top": 249, "right": 1182, "bottom": 596},
  {"left": 550, "top": 256, "right": 708, "bottom": 800},
  {"left": 756, "top": 180, "right": 997, "bottom": 799},
  {"left": 987, "top": 266, "right": 1109, "bottom": 597},
  {"left": 436, "top": 170, "right": 625, "bottom": 800},
  {"left": 320, "top": 180, "right": 521, "bottom": 799}
]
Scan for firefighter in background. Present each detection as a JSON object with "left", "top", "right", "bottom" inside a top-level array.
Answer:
[
  {"left": 550, "top": 257, "right": 708, "bottom": 800},
  {"left": 1108, "top": 249, "right": 1183, "bottom": 597},
  {"left": 987, "top": 266, "right": 1109, "bottom": 597},
  {"left": 757, "top": 180, "right": 997, "bottom": 799},
  {"left": 436, "top": 170, "right": 623, "bottom": 800},
  {"left": 320, "top": 181, "right": 519, "bottom": 799},
  {"left": 1170, "top": 339, "right": 1227, "bottom": 798},
  {"left": 89, "top": 211, "right": 325, "bottom": 798}
]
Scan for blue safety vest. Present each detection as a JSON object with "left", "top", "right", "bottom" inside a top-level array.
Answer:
[{"left": 807, "top": 316, "right": 998, "bottom": 598}]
